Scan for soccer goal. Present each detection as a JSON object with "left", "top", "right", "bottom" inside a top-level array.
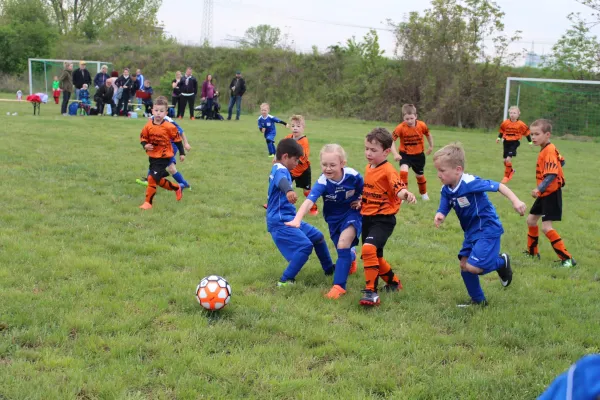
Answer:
[
  {"left": 504, "top": 77, "right": 600, "bottom": 137},
  {"left": 28, "top": 58, "right": 113, "bottom": 95}
]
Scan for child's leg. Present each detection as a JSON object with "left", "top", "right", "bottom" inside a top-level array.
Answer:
[
  {"left": 526, "top": 213, "right": 541, "bottom": 256},
  {"left": 167, "top": 160, "right": 189, "bottom": 188},
  {"left": 144, "top": 175, "right": 158, "bottom": 205},
  {"left": 298, "top": 167, "right": 317, "bottom": 214},
  {"left": 542, "top": 221, "right": 572, "bottom": 261},
  {"left": 399, "top": 164, "right": 409, "bottom": 188},
  {"left": 331, "top": 225, "right": 357, "bottom": 290},
  {"left": 416, "top": 174, "right": 427, "bottom": 195},
  {"left": 537, "top": 190, "right": 573, "bottom": 262},
  {"left": 361, "top": 216, "right": 397, "bottom": 293},
  {"left": 266, "top": 139, "right": 276, "bottom": 155},
  {"left": 271, "top": 226, "right": 314, "bottom": 282},
  {"left": 459, "top": 237, "right": 508, "bottom": 303},
  {"left": 301, "top": 222, "right": 334, "bottom": 274},
  {"left": 413, "top": 153, "right": 427, "bottom": 196}
]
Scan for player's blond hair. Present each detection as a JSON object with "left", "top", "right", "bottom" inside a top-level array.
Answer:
[
  {"left": 508, "top": 106, "right": 521, "bottom": 114},
  {"left": 531, "top": 119, "right": 552, "bottom": 133},
  {"left": 320, "top": 144, "right": 347, "bottom": 164},
  {"left": 433, "top": 142, "right": 465, "bottom": 169},
  {"left": 155, "top": 96, "right": 169, "bottom": 108},
  {"left": 402, "top": 104, "right": 417, "bottom": 116},
  {"left": 290, "top": 114, "right": 305, "bottom": 126},
  {"left": 260, "top": 103, "right": 270, "bottom": 110}
]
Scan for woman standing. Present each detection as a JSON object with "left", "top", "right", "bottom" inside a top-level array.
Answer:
[
  {"left": 201, "top": 74, "right": 215, "bottom": 119},
  {"left": 171, "top": 71, "right": 182, "bottom": 112},
  {"left": 94, "top": 65, "right": 110, "bottom": 90},
  {"left": 59, "top": 62, "right": 73, "bottom": 116}
]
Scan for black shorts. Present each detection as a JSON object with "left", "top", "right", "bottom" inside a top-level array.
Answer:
[
  {"left": 361, "top": 215, "right": 396, "bottom": 257},
  {"left": 503, "top": 140, "right": 520, "bottom": 158},
  {"left": 292, "top": 165, "right": 312, "bottom": 190},
  {"left": 399, "top": 152, "right": 426, "bottom": 175},
  {"left": 530, "top": 189, "right": 562, "bottom": 221},
  {"left": 148, "top": 157, "right": 171, "bottom": 181}
]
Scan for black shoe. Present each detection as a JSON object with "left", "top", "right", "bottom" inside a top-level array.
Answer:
[
  {"left": 457, "top": 299, "right": 488, "bottom": 308},
  {"left": 497, "top": 253, "right": 513, "bottom": 287},
  {"left": 324, "top": 265, "right": 335, "bottom": 276},
  {"left": 382, "top": 282, "right": 401, "bottom": 292},
  {"left": 523, "top": 250, "right": 541, "bottom": 260},
  {"left": 359, "top": 289, "right": 380, "bottom": 306}
]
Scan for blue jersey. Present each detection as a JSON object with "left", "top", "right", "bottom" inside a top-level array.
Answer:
[
  {"left": 307, "top": 167, "right": 363, "bottom": 227},
  {"left": 437, "top": 173, "right": 504, "bottom": 240},
  {"left": 258, "top": 114, "right": 284, "bottom": 140},
  {"left": 267, "top": 163, "right": 297, "bottom": 232}
]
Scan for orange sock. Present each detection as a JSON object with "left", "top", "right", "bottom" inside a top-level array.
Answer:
[
  {"left": 157, "top": 178, "right": 179, "bottom": 191},
  {"left": 504, "top": 160, "right": 513, "bottom": 178},
  {"left": 400, "top": 171, "right": 409, "bottom": 187},
  {"left": 527, "top": 226, "right": 539, "bottom": 255},
  {"left": 545, "top": 229, "right": 572, "bottom": 261},
  {"left": 362, "top": 244, "right": 379, "bottom": 291},
  {"left": 145, "top": 175, "right": 158, "bottom": 204},
  {"left": 378, "top": 257, "right": 400, "bottom": 286},
  {"left": 416, "top": 175, "right": 427, "bottom": 195}
]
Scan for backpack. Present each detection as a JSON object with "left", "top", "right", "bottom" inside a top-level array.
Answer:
[
  {"left": 168, "top": 107, "right": 175, "bottom": 118},
  {"left": 89, "top": 107, "right": 98, "bottom": 116},
  {"left": 68, "top": 102, "right": 79, "bottom": 116}
]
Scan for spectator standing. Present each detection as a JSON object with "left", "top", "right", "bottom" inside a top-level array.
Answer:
[
  {"left": 177, "top": 67, "right": 198, "bottom": 120},
  {"left": 59, "top": 62, "right": 73, "bottom": 116},
  {"left": 135, "top": 69, "right": 145, "bottom": 110},
  {"left": 227, "top": 70, "right": 246, "bottom": 121},
  {"left": 201, "top": 74, "right": 216, "bottom": 119},
  {"left": 115, "top": 68, "right": 132, "bottom": 116},
  {"left": 171, "top": 71, "right": 182, "bottom": 112},
  {"left": 73, "top": 61, "right": 91, "bottom": 100},
  {"left": 94, "top": 65, "right": 110, "bottom": 90}
]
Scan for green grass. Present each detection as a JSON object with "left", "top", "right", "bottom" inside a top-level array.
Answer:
[{"left": 1, "top": 96, "right": 599, "bottom": 399}]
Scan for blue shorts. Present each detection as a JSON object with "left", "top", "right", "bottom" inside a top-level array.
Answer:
[
  {"left": 169, "top": 142, "right": 178, "bottom": 165},
  {"left": 329, "top": 213, "right": 362, "bottom": 248},
  {"left": 457, "top": 237, "right": 501, "bottom": 273},
  {"left": 270, "top": 222, "right": 323, "bottom": 261}
]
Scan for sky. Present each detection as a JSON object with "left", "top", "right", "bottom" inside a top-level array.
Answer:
[{"left": 157, "top": 0, "right": 600, "bottom": 65}]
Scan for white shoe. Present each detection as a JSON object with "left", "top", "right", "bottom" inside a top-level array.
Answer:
[
  {"left": 421, "top": 193, "right": 430, "bottom": 201},
  {"left": 136, "top": 107, "right": 142, "bottom": 111}
]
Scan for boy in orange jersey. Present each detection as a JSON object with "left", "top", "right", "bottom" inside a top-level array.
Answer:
[
  {"left": 359, "top": 127, "right": 416, "bottom": 306},
  {"left": 390, "top": 104, "right": 433, "bottom": 201},
  {"left": 284, "top": 115, "right": 318, "bottom": 215},
  {"left": 139, "top": 97, "right": 186, "bottom": 210},
  {"left": 497, "top": 106, "right": 532, "bottom": 183},
  {"left": 525, "top": 119, "right": 576, "bottom": 268}
]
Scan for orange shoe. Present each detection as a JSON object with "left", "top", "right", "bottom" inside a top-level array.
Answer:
[
  {"left": 349, "top": 260, "right": 357, "bottom": 275},
  {"left": 500, "top": 177, "right": 509, "bottom": 184},
  {"left": 325, "top": 285, "right": 347, "bottom": 299},
  {"left": 190, "top": 117, "right": 195, "bottom": 120},
  {"left": 309, "top": 206, "right": 319, "bottom": 216},
  {"left": 176, "top": 186, "right": 183, "bottom": 201},
  {"left": 139, "top": 202, "right": 152, "bottom": 210}
]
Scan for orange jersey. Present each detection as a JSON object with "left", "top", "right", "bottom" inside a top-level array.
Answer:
[
  {"left": 536, "top": 143, "right": 565, "bottom": 197},
  {"left": 140, "top": 120, "right": 181, "bottom": 158},
  {"left": 361, "top": 161, "right": 406, "bottom": 216},
  {"left": 285, "top": 133, "right": 310, "bottom": 177},
  {"left": 392, "top": 120, "right": 430, "bottom": 155},
  {"left": 499, "top": 119, "right": 530, "bottom": 141}
]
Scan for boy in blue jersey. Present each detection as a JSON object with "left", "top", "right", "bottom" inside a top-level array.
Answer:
[
  {"left": 433, "top": 143, "right": 527, "bottom": 307},
  {"left": 268, "top": 138, "right": 335, "bottom": 286},
  {"left": 137, "top": 97, "right": 192, "bottom": 189},
  {"left": 258, "top": 103, "right": 288, "bottom": 157},
  {"left": 286, "top": 144, "right": 363, "bottom": 299}
]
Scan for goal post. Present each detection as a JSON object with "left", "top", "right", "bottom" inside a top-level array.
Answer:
[
  {"left": 28, "top": 58, "right": 113, "bottom": 95},
  {"left": 504, "top": 77, "right": 600, "bottom": 137}
]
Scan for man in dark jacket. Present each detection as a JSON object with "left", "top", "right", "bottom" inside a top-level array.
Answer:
[
  {"left": 94, "top": 79, "right": 115, "bottom": 116},
  {"left": 73, "top": 61, "right": 92, "bottom": 101},
  {"left": 227, "top": 71, "right": 246, "bottom": 120},
  {"left": 177, "top": 67, "right": 198, "bottom": 119},
  {"left": 115, "top": 68, "right": 133, "bottom": 116}
]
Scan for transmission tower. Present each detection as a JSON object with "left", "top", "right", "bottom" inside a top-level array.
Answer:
[{"left": 201, "top": 0, "right": 214, "bottom": 46}]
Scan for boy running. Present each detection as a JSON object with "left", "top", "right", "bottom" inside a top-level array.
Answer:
[{"left": 258, "top": 103, "right": 288, "bottom": 157}]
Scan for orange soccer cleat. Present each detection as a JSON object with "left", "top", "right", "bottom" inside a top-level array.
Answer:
[
  {"left": 175, "top": 186, "right": 183, "bottom": 201},
  {"left": 349, "top": 259, "right": 357, "bottom": 275},
  {"left": 139, "top": 202, "right": 152, "bottom": 210},
  {"left": 325, "top": 285, "right": 347, "bottom": 299}
]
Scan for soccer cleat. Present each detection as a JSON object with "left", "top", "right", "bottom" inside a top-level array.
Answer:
[
  {"left": 507, "top": 169, "right": 515, "bottom": 181},
  {"left": 190, "top": 117, "right": 196, "bottom": 120},
  {"left": 523, "top": 250, "right": 541, "bottom": 260},
  {"left": 382, "top": 280, "right": 403, "bottom": 292},
  {"left": 139, "top": 202, "right": 152, "bottom": 210},
  {"left": 497, "top": 253, "right": 513, "bottom": 287},
  {"left": 349, "top": 260, "right": 357, "bottom": 275},
  {"left": 178, "top": 116, "right": 183, "bottom": 119},
  {"left": 136, "top": 178, "right": 148, "bottom": 187},
  {"left": 559, "top": 258, "right": 577, "bottom": 268},
  {"left": 309, "top": 206, "right": 319, "bottom": 216},
  {"left": 421, "top": 193, "right": 430, "bottom": 201},
  {"left": 359, "top": 289, "right": 380, "bottom": 306},
  {"left": 268, "top": 154, "right": 275, "bottom": 158},
  {"left": 175, "top": 186, "right": 183, "bottom": 201},
  {"left": 500, "top": 177, "right": 509, "bottom": 184},
  {"left": 277, "top": 279, "right": 295, "bottom": 287},
  {"left": 325, "top": 285, "right": 346, "bottom": 299},
  {"left": 457, "top": 299, "right": 488, "bottom": 308}
]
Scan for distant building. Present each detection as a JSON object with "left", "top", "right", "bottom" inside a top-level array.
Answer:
[{"left": 525, "top": 51, "right": 542, "bottom": 68}]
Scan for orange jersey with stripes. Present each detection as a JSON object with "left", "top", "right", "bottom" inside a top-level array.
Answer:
[
  {"left": 285, "top": 133, "right": 310, "bottom": 177},
  {"left": 499, "top": 119, "right": 530, "bottom": 141},
  {"left": 392, "top": 120, "right": 430, "bottom": 155},
  {"left": 140, "top": 120, "right": 181, "bottom": 158},
  {"left": 361, "top": 161, "right": 406, "bottom": 216},
  {"left": 536, "top": 143, "right": 565, "bottom": 197}
]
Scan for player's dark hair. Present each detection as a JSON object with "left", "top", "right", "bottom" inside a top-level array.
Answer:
[
  {"left": 531, "top": 119, "right": 552, "bottom": 133},
  {"left": 365, "top": 127, "right": 393, "bottom": 150},
  {"left": 155, "top": 96, "right": 169, "bottom": 107},
  {"left": 276, "top": 138, "right": 304, "bottom": 160}
]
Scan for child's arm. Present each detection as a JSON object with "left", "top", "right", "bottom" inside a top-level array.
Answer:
[
  {"left": 180, "top": 132, "right": 191, "bottom": 151},
  {"left": 389, "top": 170, "right": 416, "bottom": 203},
  {"left": 273, "top": 116, "right": 288, "bottom": 128},
  {"left": 285, "top": 199, "right": 315, "bottom": 228},
  {"left": 498, "top": 183, "right": 526, "bottom": 215},
  {"left": 140, "top": 126, "right": 154, "bottom": 151},
  {"left": 497, "top": 122, "right": 505, "bottom": 143},
  {"left": 425, "top": 134, "right": 434, "bottom": 155},
  {"left": 434, "top": 190, "right": 451, "bottom": 227},
  {"left": 390, "top": 140, "right": 402, "bottom": 161},
  {"left": 531, "top": 174, "right": 557, "bottom": 199}
]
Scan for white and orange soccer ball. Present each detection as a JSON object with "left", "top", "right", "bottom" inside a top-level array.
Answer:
[{"left": 196, "top": 275, "right": 232, "bottom": 311}]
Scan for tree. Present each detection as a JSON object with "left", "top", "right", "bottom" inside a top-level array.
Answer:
[
  {"left": 545, "top": 13, "right": 600, "bottom": 80},
  {"left": 240, "top": 25, "right": 283, "bottom": 49}
]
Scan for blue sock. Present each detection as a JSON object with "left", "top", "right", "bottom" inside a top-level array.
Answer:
[
  {"left": 333, "top": 248, "right": 352, "bottom": 289},
  {"left": 461, "top": 271, "right": 485, "bottom": 302},
  {"left": 313, "top": 236, "right": 334, "bottom": 274},
  {"left": 281, "top": 247, "right": 312, "bottom": 281},
  {"left": 172, "top": 172, "right": 188, "bottom": 187},
  {"left": 267, "top": 140, "right": 276, "bottom": 155}
]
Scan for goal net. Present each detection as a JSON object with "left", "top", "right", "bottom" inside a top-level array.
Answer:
[
  {"left": 28, "top": 58, "right": 113, "bottom": 95},
  {"left": 504, "top": 77, "right": 600, "bottom": 137}
]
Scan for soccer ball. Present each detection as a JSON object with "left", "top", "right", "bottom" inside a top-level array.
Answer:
[{"left": 196, "top": 275, "right": 232, "bottom": 311}]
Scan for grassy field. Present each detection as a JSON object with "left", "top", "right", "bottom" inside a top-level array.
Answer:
[{"left": 0, "top": 96, "right": 599, "bottom": 399}]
